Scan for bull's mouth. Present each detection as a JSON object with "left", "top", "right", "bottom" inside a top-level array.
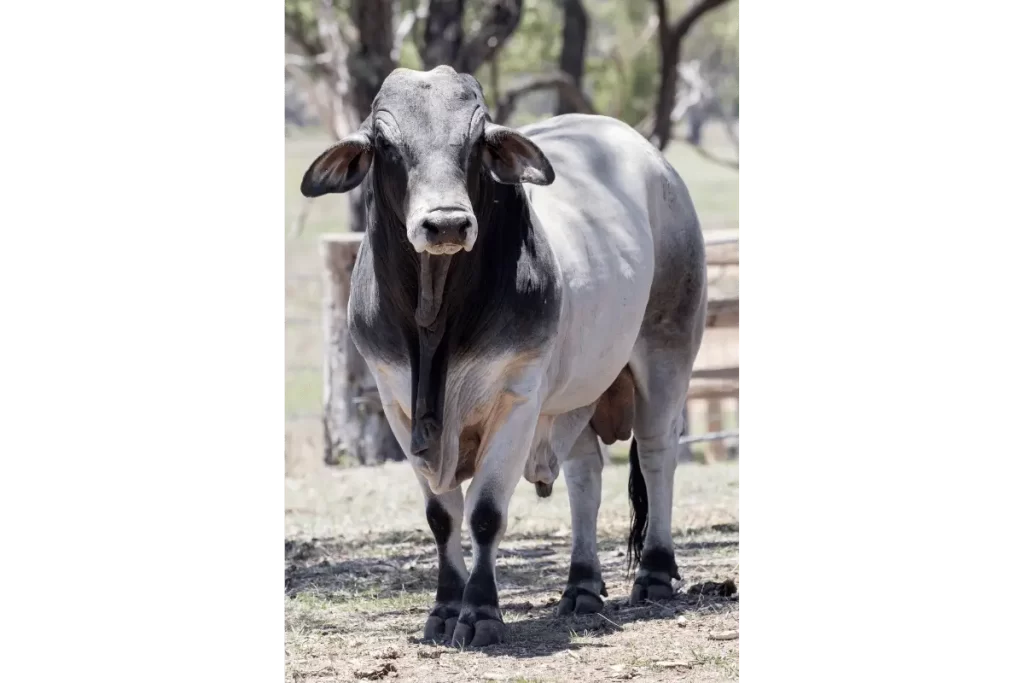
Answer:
[{"left": 423, "top": 243, "right": 467, "bottom": 256}]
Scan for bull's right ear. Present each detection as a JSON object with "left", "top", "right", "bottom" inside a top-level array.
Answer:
[{"left": 300, "top": 122, "right": 373, "bottom": 197}]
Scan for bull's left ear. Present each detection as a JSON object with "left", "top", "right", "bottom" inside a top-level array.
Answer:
[
  {"left": 300, "top": 119, "right": 373, "bottom": 197},
  {"left": 482, "top": 122, "right": 555, "bottom": 186}
]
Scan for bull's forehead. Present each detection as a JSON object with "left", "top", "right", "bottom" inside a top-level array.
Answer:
[{"left": 373, "top": 67, "right": 486, "bottom": 143}]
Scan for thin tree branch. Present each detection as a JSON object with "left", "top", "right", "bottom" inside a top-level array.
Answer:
[
  {"left": 455, "top": 0, "right": 524, "bottom": 73},
  {"left": 493, "top": 72, "right": 595, "bottom": 124},
  {"left": 285, "top": 52, "right": 334, "bottom": 67},
  {"left": 669, "top": 0, "right": 727, "bottom": 44}
]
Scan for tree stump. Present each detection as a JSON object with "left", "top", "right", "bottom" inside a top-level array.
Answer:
[{"left": 321, "top": 234, "right": 404, "bottom": 465}]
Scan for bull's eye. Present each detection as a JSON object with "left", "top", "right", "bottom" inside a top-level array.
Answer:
[{"left": 375, "top": 136, "right": 400, "bottom": 163}]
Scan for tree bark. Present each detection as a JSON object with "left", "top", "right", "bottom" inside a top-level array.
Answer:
[
  {"left": 346, "top": 0, "right": 398, "bottom": 235},
  {"left": 455, "top": 0, "right": 524, "bottom": 74},
  {"left": 422, "top": 0, "right": 465, "bottom": 69},
  {"left": 322, "top": 235, "right": 405, "bottom": 465},
  {"left": 556, "top": 0, "right": 589, "bottom": 116},
  {"left": 420, "top": 0, "right": 524, "bottom": 75},
  {"left": 649, "top": 0, "right": 731, "bottom": 150}
]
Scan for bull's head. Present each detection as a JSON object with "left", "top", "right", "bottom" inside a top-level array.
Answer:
[{"left": 300, "top": 66, "right": 555, "bottom": 255}]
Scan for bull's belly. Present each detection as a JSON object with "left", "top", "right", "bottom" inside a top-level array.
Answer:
[
  {"left": 540, "top": 284, "right": 649, "bottom": 414},
  {"left": 533, "top": 202, "right": 655, "bottom": 415}
]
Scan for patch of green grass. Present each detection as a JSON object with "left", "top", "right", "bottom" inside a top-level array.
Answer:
[
  {"left": 568, "top": 628, "right": 598, "bottom": 644},
  {"left": 285, "top": 369, "right": 320, "bottom": 417},
  {"left": 690, "top": 647, "right": 741, "bottom": 679},
  {"left": 292, "top": 587, "right": 431, "bottom": 613}
]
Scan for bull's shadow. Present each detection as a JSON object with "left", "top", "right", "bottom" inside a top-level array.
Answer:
[{"left": 286, "top": 526, "right": 737, "bottom": 658}]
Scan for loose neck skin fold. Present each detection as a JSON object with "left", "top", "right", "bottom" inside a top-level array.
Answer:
[
  {"left": 411, "top": 252, "right": 453, "bottom": 460},
  {"left": 364, "top": 159, "right": 536, "bottom": 468}
]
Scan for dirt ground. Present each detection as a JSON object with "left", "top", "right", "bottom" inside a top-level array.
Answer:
[{"left": 285, "top": 458, "right": 739, "bottom": 682}]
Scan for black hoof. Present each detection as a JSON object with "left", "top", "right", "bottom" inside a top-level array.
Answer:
[
  {"left": 556, "top": 584, "right": 605, "bottom": 616},
  {"left": 450, "top": 606, "right": 504, "bottom": 647},
  {"left": 629, "top": 572, "right": 677, "bottom": 604},
  {"left": 423, "top": 603, "right": 460, "bottom": 643},
  {"left": 451, "top": 618, "right": 505, "bottom": 647}
]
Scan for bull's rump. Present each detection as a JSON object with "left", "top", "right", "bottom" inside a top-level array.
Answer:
[{"left": 520, "top": 115, "right": 670, "bottom": 412}]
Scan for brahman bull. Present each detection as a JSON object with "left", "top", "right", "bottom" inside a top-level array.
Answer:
[{"left": 300, "top": 66, "right": 707, "bottom": 647}]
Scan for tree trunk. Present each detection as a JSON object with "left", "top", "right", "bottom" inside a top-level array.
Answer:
[
  {"left": 345, "top": 0, "right": 398, "bottom": 235},
  {"left": 556, "top": 0, "right": 589, "bottom": 116},
  {"left": 322, "top": 235, "right": 405, "bottom": 465},
  {"left": 330, "top": 0, "right": 400, "bottom": 461},
  {"left": 422, "top": 0, "right": 465, "bottom": 69},
  {"left": 651, "top": 37, "right": 681, "bottom": 150},
  {"left": 286, "top": 0, "right": 403, "bottom": 465},
  {"left": 648, "top": 0, "right": 731, "bottom": 150}
]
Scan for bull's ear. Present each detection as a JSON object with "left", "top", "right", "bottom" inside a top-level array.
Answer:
[
  {"left": 481, "top": 122, "right": 554, "bottom": 186},
  {"left": 300, "top": 121, "right": 373, "bottom": 197}
]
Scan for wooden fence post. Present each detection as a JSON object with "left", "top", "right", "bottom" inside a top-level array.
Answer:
[
  {"left": 321, "top": 234, "right": 404, "bottom": 465},
  {"left": 705, "top": 399, "right": 725, "bottom": 462}
]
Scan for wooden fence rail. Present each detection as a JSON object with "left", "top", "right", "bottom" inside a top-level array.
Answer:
[{"left": 320, "top": 230, "right": 738, "bottom": 465}]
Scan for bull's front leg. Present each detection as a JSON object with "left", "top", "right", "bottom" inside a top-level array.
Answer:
[
  {"left": 377, "top": 398, "right": 470, "bottom": 642},
  {"left": 418, "top": 477, "right": 470, "bottom": 642},
  {"left": 451, "top": 390, "right": 543, "bottom": 648}
]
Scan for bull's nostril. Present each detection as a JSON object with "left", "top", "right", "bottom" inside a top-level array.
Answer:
[{"left": 420, "top": 211, "right": 472, "bottom": 242}]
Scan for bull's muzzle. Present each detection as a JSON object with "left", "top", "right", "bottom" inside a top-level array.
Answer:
[{"left": 410, "top": 209, "right": 477, "bottom": 255}]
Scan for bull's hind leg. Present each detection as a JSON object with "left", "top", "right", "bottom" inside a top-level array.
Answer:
[
  {"left": 627, "top": 301, "right": 707, "bottom": 604},
  {"left": 551, "top": 370, "right": 634, "bottom": 615}
]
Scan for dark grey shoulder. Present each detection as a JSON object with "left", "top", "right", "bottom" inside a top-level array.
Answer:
[
  {"left": 449, "top": 183, "right": 561, "bottom": 357},
  {"left": 349, "top": 239, "right": 416, "bottom": 365}
]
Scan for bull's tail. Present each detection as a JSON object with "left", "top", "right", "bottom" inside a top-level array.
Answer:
[{"left": 626, "top": 437, "right": 647, "bottom": 576}]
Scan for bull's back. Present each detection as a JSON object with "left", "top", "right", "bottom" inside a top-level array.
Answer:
[{"left": 520, "top": 115, "right": 672, "bottom": 411}]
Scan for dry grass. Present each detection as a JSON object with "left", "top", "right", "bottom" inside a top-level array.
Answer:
[{"left": 285, "top": 460, "right": 739, "bottom": 682}]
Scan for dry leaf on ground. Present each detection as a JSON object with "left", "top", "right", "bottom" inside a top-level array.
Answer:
[
  {"left": 354, "top": 662, "right": 397, "bottom": 680},
  {"left": 709, "top": 630, "right": 739, "bottom": 640}
]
